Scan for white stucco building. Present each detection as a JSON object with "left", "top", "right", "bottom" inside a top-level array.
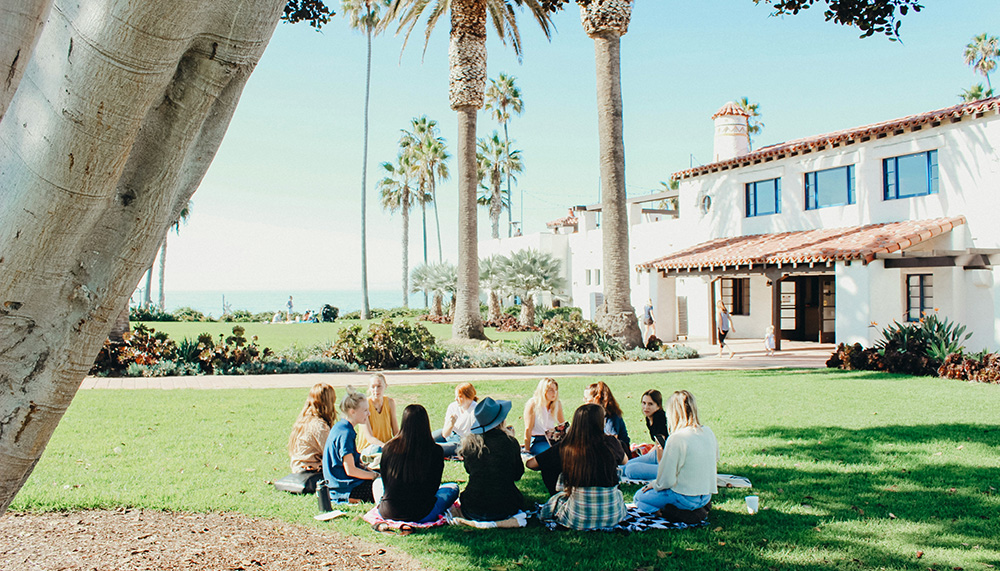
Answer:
[{"left": 482, "top": 96, "right": 1000, "bottom": 351}]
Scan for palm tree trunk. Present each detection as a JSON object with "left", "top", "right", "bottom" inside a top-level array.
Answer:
[
  {"left": 433, "top": 293, "right": 443, "bottom": 317},
  {"left": 449, "top": 0, "right": 488, "bottom": 340},
  {"left": 401, "top": 189, "right": 410, "bottom": 308},
  {"left": 431, "top": 177, "right": 443, "bottom": 262},
  {"left": 157, "top": 235, "right": 167, "bottom": 309},
  {"left": 359, "top": 10, "right": 373, "bottom": 320},
  {"left": 519, "top": 293, "right": 535, "bottom": 328},
  {"left": 504, "top": 121, "right": 512, "bottom": 237},
  {"left": 488, "top": 290, "right": 502, "bottom": 322},
  {"left": 584, "top": 2, "right": 642, "bottom": 349},
  {"left": 421, "top": 199, "right": 428, "bottom": 308},
  {"left": 490, "top": 173, "right": 501, "bottom": 239}
]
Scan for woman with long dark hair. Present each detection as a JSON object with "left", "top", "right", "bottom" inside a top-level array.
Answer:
[
  {"left": 622, "top": 389, "right": 668, "bottom": 481},
  {"left": 373, "top": 404, "right": 459, "bottom": 522},
  {"left": 538, "top": 404, "right": 627, "bottom": 530},
  {"left": 584, "top": 381, "right": 630, "bottom": 455}
]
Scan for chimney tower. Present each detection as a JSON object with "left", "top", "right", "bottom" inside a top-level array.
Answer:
[{"left": 712, "top": 102, "right": 751, "bottom": 162}]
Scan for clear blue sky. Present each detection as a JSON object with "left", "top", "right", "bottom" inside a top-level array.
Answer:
[{"left": 162, "top": 1, "right": 998, "bottom": 294}]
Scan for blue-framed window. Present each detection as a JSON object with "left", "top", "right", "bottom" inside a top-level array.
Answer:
[
  {"left": 805, "top": 165, "right": 855, "bottom": 210},
  {"left": 906, "top": 274, "right": 933, "bottom": 322},
  {"left": 745, "top": 178, "right": 780, "bottom": 217},
  {"left": 884, "top": 150, "right": 938, "bottom": 200}
]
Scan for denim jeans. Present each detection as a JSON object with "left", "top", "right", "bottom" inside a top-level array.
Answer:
[
  {"left": 622, "top": 448, "right": 658, "bottom": 481},
  {"left": 633, "top": 487, "right": 710, "bottom": 514},
  {"left": 419, "top": 483, "right": 460, "bottom": 523},
  {"left": 432, "top": 430, "right": 461, "bottom": 457},
  {"left": 528, "top": 436, "right": 550, "bottom": 456}
]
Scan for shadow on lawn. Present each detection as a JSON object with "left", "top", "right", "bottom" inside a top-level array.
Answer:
[{"left": 411, "top": 423, "right": 999, "bottom": 571}]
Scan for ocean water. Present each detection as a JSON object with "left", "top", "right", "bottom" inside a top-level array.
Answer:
[{"left": 154, "top": 290, "right": 422, "bottom": 318}]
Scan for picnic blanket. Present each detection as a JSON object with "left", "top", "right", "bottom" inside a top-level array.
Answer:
[
  {"left": 538, "top": 504, "right": 708, "bottom": 533},
  {"left": 362, "top": 506, "right": 450, "bottom": 530},
  {"left": 619, "top": 473, "right": 752, "bottom": 489},
  {"left": 444, "top": 502, "right": 531, "bottom": 529}
]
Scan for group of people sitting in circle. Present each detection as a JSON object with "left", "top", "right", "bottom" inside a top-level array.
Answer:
[{"left": 286, "top": 374, "right": 718, "bottom": 530}]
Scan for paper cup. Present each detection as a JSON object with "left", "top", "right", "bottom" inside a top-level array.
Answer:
[{"left": 745, "top": 495, "right": 759, "bottom": 514}]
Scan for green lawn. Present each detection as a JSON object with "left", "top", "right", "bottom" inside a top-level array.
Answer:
[
  {"left": 135, "top": 320, "right": 534, "bottom": 353},
  {"left": 12, "top": 370, "right": 1000, "bottom": 570}
]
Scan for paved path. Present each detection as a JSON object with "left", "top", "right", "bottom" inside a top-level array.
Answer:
[{"left": 79, "top": 339, "right": 835, "bottom": 390}]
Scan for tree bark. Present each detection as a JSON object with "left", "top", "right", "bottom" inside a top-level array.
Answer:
[
  {"left": 0, "top": 0, "right": 54, "bottom": 122},
  {"left": 488, "top": 290, "right": 502, "bottom": 322},
  {"left": 519, "top": 294, "right": 535, "bottom": 328},
  {"left": 432, "top": 293, "right": 443, "bottom": 317},
  {"left": 583, "top": 0, "right": 642, "bottom": 349},
  {"left": 449, "top": 0, "right": 487, "bottom": 340},
  {"left": 401, "top": 188, "right": 410, "bottom": 308},
  {"left": 158, "top": 236, "right": 167, "bottom": 309},
  {"left": 360, "top": 11, "right": 372, "bottom": 320},
  {"left": 0, "top": 0, "right": 285, "bottom": 514},
  {"left": 143, "top": 267, "right": 154, "bottom": 309},
  {"left": 490, "top": 170, "right": 502, "bottom": 239}
]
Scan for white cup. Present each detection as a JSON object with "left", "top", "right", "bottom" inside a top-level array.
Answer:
[{"left": 745, "top": 495, "right": 759, "bottom": 514}]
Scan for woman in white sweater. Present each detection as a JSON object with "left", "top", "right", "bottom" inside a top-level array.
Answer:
[{"left": 633, "top": 390, "right": 718, "bottom": 513}]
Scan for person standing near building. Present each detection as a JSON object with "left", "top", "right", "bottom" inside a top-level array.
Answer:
[
  {"left": 642, "top": 299, "right": 656, "bottom": 343},
  {"left": 716, "top": 300, "right": 735, "bottom": 359}
]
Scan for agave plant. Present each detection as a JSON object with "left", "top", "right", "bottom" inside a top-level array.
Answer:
[{"left": 921, "top": 312, "right": 972, "bottom": 362}]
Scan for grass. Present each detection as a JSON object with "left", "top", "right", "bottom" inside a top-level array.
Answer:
[
  {"left": 12, "top": 370, "right": 1000, "bottom": 570},
  {"left": 135, "top": 320, "right": 534, "bottom": 353}
]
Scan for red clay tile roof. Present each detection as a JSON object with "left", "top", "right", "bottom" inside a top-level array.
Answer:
[
  {"left": 711, "top": 101, "right": 750, "bottom": 119},
  {"left": 637, "top": 217, "right": 966, "bottom": 271},
  {"left": 546, "top": 215, "right": 578, "bottom": 229},
  {"left": 675, "top": 96, "right": 1000, "bottom": 181}
]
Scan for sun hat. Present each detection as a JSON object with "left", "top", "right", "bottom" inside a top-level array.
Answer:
[{"left": 470, "top": 397, "right": 512, "bottom": 434}]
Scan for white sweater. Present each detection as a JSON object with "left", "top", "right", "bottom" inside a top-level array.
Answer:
[{"left": 653, "top": 425, "right": 719, "bottom": 496}]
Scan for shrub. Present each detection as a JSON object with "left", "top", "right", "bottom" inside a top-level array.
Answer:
[
  {"left": 504, "top": 305, "right": 521, "bottom": 318},
  {"left": 484, "top": 314, "right": 538, "bottom": 332},
  {"left": 90, "top": 324, "right": 177, "bottom": 376},
  {"left": 297, "top": 357, "right": 357, "bottom": 374},
  {"left": 622, "top": 348, "right": 665, "bottom": 361},
  {"left": 130, "top": 306, "right": 174, "bottom": 321},
  {"left": 540, "top": 315, "right": 622, "bottom": 358},
  {"left": 536, "top": 306, "right": 582, "bottom": 322},
  {"left": 125, "top": 360, "right": 200, "bottom": 377},
  {"left": 420, "top": 314, "right": 452, "bottom": 324},
  {"left": 273, "top": 342, "right": 332, "bottom": 363},
  {"left": 321, "top": 304, "right": 339, "bottom": 322},
  {"left": 329, "top": 319, "right": 441, "bottom": 370},
  {"left": 662, "top": 344, "right": 700, "bottom": 360},
  {"left": 440, "top": 346, "right": 527, "bottom": 369},
  {"left": 517, "top": 334, "right": 550, "bottom": 357},
  {"left": 921, "top": 313, "right": 972, "bottom": 362},
  {"left": 197, "top": 326, "right": 273, "bottom": 375},
  {"left": 221, "top": 309, "right": 256, "bottom": 322},
  {"left": 173, "top": 306, "right": 210, "bottom": 322},
  {"left": 530, "top": 351, "right": 610, "bottom": 366}
]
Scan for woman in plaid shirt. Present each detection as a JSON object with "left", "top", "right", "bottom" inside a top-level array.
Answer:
[{"left": 539, "top": 404, "right": 627, "bottom": 530}]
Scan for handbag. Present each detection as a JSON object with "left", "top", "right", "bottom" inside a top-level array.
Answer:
[{"left": 273, "top": 471, "right": 323, "bottom": 495}]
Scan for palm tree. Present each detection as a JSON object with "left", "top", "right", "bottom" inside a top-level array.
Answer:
[
  {"left": 479, "top": 254, "right": 509, "bottom": 322},
  {"left": 484, "top": 73, "right": 524, "bottom": 237},
  {"left": 501, "top": 249, "right": 566, "bottom": 328},
  {"left": 380, "top": 0, "right": 555, "bottom": 341},
  {"left": 737, "top": 96, "right": 764, "bottom": 150},
  {"left": 964, "top": 33, "right": 999, "bottom": 92},
  {"left": 158, "top": 200, "right": 192, "bottom": 310},
  {"left": 378, "top": 150, "right": 418, "bottom": 308},
  {"left": 401, "top": 116, "right": 450, "bottom": 264},
  {"left": 411, "top": 261, "right": 456, "bottom": 317},
  {"left": 342, "top": 0, "right": 391, "bottom": 320},
  {"left": 960, "top": 83, "right": 994, "bottom": 102},
  {"left": 476, "top": 131, "right": 523, "bottom": 239},
  {"left": 578, "top": 0, "right": 642, "bottom": 348}
]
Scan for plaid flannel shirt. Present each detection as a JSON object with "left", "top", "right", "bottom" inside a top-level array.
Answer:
[{"left": 539, "top": 486, "right": 626, "bottom": 530}]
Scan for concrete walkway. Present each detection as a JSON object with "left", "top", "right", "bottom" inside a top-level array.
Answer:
[{"left": 79, "top": 339, "right": 835, "bottom": 390}]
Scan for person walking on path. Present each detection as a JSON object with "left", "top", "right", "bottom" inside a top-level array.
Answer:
[
  {"left": 642, "top": 299, "right": 656, "bottom": 344},
  {"left": 716, "top": 301, "right": 735, "bottom": 359}
]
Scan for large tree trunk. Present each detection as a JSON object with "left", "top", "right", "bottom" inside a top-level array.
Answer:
[
  {"left": 504, "top": 122, "right": 512, "bottom": 237},
  {"left": 449, "top": 0, "right": 488, "bottom": 340},
  {"left": 0, "top": 0, "right": 285, "bottom": 514},
  {"left": 432, "top": 293, "right": 443, "bottom": 317},
  {"left": 0, "top": 0, "right": 54, "bottom": 121},
  {"left": 490, "top": 171, "right": 501, "bottom": 239},
  {"left": 360, "top": 14, "right": 372, "bottom": 320},
  {"left": 519, "top": 294, "right": 535, "bottom": 328},
  {"left": 401, "top": 189, "right": 410, "bottom": 308},
  {"left": 431, "top": 177, "right": 443, "bottom": 262},
  {"left": 488, "top": 290, "right": 502, "bottom": 322},
  {"left": 582, "top": 0, "right": 642, "bottom": 349}
]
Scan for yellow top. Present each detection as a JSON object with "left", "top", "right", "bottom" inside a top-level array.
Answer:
[{"left": 358, "top": 396, "right": 395, "bottom": 451}]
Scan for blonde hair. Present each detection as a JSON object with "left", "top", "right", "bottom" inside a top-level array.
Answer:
[
  {"left": 456, "top": 382, "right": 477, "bottom": 401},
  {"left": 458, "top": 433, "right": 485, "bottom": 459},
  {"left": 666, "top": 390, "right": 701, "bottom": 434},
  {"left": 369, "top": 372, "right": 386, "bottom": 388},
  {"left": 717, "top": 300, "right": 728, "bottom": 312},
  {"left": 530, "top": 378, "right": 559, "bottom": 413},
  {"left": 287, "top": 383, "right": 337, "bottom": 453},
  {"left": 340, "top": 385, "right": 366, "bottom": 413}
]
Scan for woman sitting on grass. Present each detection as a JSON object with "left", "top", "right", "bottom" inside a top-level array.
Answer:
[
  {"left": 538, "top": 404, "right": 627, "bottom": 530},
  {"left": 287, "top": 383, "right": 337, "bottom": 494},
  {"left": 322, "top": 387, "right": 378, "bottom": 504},
  {"left": 522, "top": 377, "right": 565, "bottom": 455},
  {"left": 527, "top": 405, "right": 627, "bottom": 496},
  {"left": 623, "top": 389, "right": 668, "bottom": 481},
  {"left": 373, "top": 404, "right": 459, "bottom": 523},
  {"left": 633, "top": 390, "right": 718, "bottom": 514},
  {"left": 584, "top": 381, "right": 631, "bottom": 456},
  {"left": 433, "top": 382, "right": 478, "bottom": 457},
  {"left": 357, "top": 373, "right": 398, "bottom": 455},
  {"left": 458, "top": 397, "right": 524, "bottom": 521}
]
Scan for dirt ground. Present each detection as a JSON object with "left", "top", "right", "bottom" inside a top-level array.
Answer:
[{"left": 0, "top": 509, "right": 428, "bottom": 571}]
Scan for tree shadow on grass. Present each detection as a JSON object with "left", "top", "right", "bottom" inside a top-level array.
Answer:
[{"left": 408, "top": 423, "right": 999, "bottom": 571}]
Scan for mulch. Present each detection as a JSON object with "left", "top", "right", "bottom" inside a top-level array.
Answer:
[{"left": 0, "top": 509, "right": 429, "bottom": 571}]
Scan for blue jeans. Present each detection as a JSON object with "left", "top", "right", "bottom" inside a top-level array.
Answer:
[
  {"left": 528, "top": 436, "right": 550, "bottom": 456},
  {"left": 432, "top": 430, "right": 461, "bottom": 457},
  {"left": 419, "top": 483, "right": 460, "bottom": 523},
  {"left": 633, "top": 487, "right": 711, "bottom": 514},
  {"left": 623, "top": 449, "right": 658, "bottom": 481}
]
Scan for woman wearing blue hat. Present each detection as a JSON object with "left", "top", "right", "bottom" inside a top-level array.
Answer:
[{"left": 458, "top": 397, "right": 524, "bottom": 521}]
